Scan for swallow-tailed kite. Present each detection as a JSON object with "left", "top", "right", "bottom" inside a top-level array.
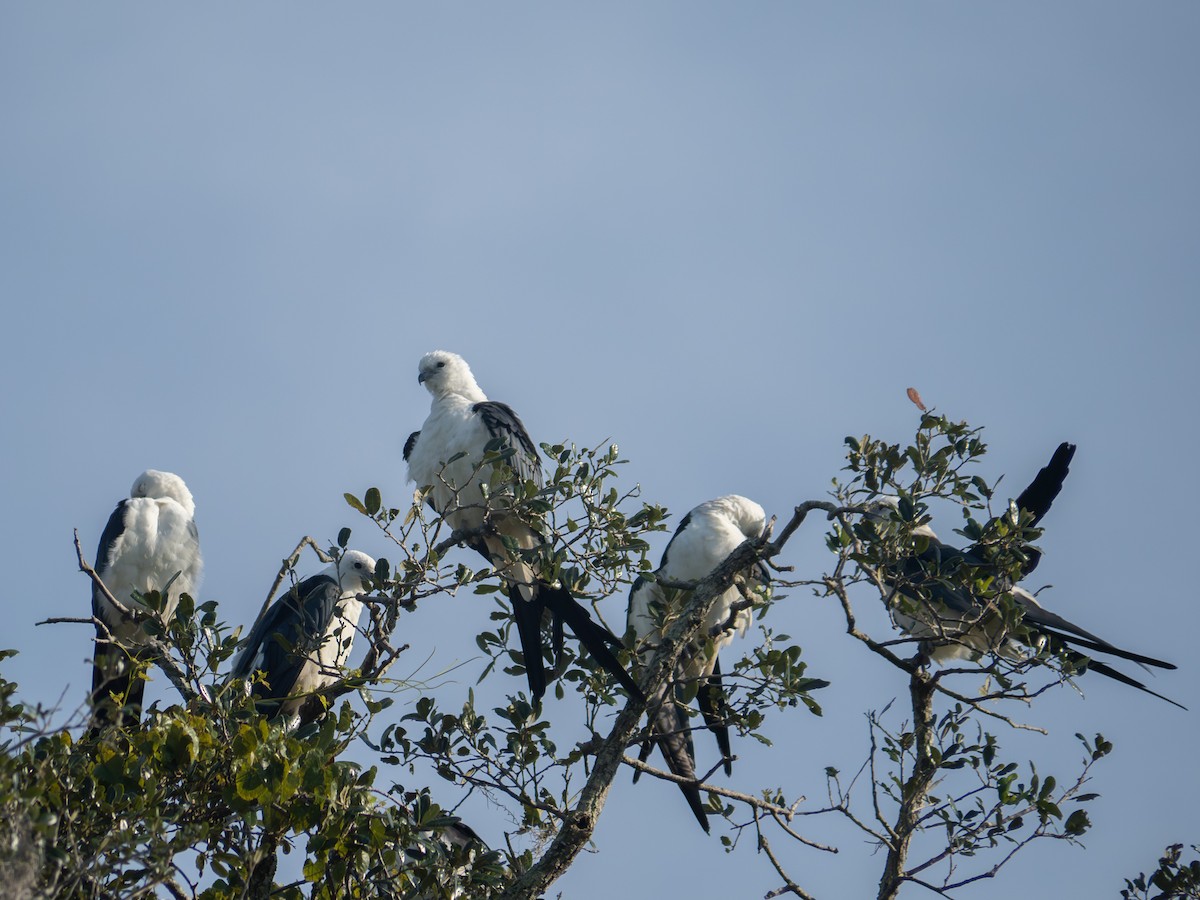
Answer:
[
  {"left": 89, "top": 469, "right": 203, "bottom": 731},
  {"left": 866, "top": 442, "right": 1182, "bottom": 708},
  {"left": 405, "top": 350, "right": 642, "bottom": 704},
  {"left": 627, "top": 495, "right": 772, "bottom": 832},
  {"left": 402, "top": 807, "right": 492, "bottom": 900},
  {"left": 232, "top": 550, "right": 376, "bottom": 723}
]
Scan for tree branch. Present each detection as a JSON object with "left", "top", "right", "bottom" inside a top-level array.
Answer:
[
  {"left": 498, "top": 501, "right": 828, "bottom": 900},
  {"left": 619, "top": 755, "right": 803, "bottom": 819}
]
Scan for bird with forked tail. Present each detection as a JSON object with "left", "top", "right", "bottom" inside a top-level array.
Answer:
[{"left": 405, "top": 350, "right": 643, "bottom": 705}]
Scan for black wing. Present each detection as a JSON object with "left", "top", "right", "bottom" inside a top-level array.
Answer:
[
  {"left": 992, "top": 442, "right": 1076, "bottom": 575},
  {"left": 657, "top": 510, "right": 693, "bottom": 571},
  {"left": 887, "top": 541, "right": 1183, "bottom": 706},
  {"left": 648, "top": 686, "right": 709, "bottom": 832},
  {"left": 474, "top": 401, "right": 542, "bottom": 487},
  {"left": 540, "top": 583, "right": 644, "bottom": 702},
  {"left": 403, "top": 430, "right": 420, "bottom": 462},
  {"left": 890, "top": 540, "right": 982, "bottom": 618},
  {"left": 238, "top": 575, "right": 341, "bottom": 702},
  {"left": 697, "top": 657, "right": 733, "bottom": 777},
  {"left": 1014, "top": 442, "right": 1076, "bottom": 527},
  {"left": 88, "top": 500, "right": 139, "bottom": 732},
  {"left": 91, "top": 500, "right": 128, "bottom": 613}
]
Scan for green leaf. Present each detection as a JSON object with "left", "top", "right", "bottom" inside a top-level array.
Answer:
[{"left": 1064, "top": 809, "right": 1090, "bottom": 835}]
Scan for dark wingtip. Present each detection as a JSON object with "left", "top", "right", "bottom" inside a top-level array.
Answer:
[
  {"left": 540, "top": 583, "right": 646, "bottom": 702},
  {"left": 666, "top": 747, "right": 711, "bottom": 833},
  {"left": 510, "top": 586, "right": 548, "bottom": 702},
  {"left": 688, "top": 793, "right": 711, "bottom": 833},
  {"left": 697, "top": 670, "right": 734, "bottom": 776},
  {"left": 1014, "top": 442, "right": 1077, "bottom": 527}
]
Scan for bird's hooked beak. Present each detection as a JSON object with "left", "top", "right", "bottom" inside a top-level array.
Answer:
[{"left": 417, "top": 371, "right": 428, "bottom": 384}]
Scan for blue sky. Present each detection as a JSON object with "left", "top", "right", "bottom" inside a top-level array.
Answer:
[{"left": 1, "top": 4, "right": 1196, "bottom": 897}]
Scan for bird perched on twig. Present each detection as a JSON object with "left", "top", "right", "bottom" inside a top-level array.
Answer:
[
  {"left": 865, "top": 442, "right": 1182, "bottom": 708},
  {"left": 232, "top": 550, "right": 376, "bottom": 723},
  {"left": 88, "top": 469, "right": 203, "bottom": 732},
  {"left": 404, "top": 350, "right": 642, "bottom": 704},
  {"left": 627, "top": 495, "right": 772, "bottom": 832}
]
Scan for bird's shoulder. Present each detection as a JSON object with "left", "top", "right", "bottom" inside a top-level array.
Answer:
[
  {"left": 294, "top": 573, "right": 343, "bottom": 615},
  {"left": 472, "top": 401, "right": 537, "bottom": 450},
  {"left": 627, "top": 574, "right": 666, "bottom": 634},
  {"left": 94, "top": 499, "right": 131, "bottom": 575},
  {"left": 249, "top": 575, "right": 341, "bottom": 657},
  {"left": 660, "top": 509, "right": 743, "bottom": 578}
]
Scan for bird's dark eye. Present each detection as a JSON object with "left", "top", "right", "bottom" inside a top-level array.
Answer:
[
  {"left": 354, "top": 562, "right": 363, "bottom": 569},
  {"left": 437, "top": 361, "right": 445, "bottom": 368}
]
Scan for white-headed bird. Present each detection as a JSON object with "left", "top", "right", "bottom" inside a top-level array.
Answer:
[
  {"left": 866, "top": 443, "right": 1181, "bottom": 708},
  {"left": 404, "top": 350, "right": 642, "bottom": 703},
  {"left": 627, "top": 495, "right": 771, "bottom": 831},
  {"left": 232, "top": 550, "right": 376, "bottom": 723},
  {"left": 89, "top": 469, "right": 203, "bottom": 731}
]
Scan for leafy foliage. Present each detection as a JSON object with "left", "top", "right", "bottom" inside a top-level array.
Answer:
[
  {"left": 1124, "top": 845, "right": 1200, "bottom": 900},
  {"left": 0, "top": 421, "right": 1184, "bottom": 899}
]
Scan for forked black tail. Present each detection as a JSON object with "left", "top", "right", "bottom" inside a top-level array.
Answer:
[
  {"left": 510, "top": 582, "right": 646, "bottom": 704},
  {"left": 87, "top": 642, "right": 146, "bottom": 736},
  {"left": 647, "top": 687, "right": 709, "bottom": 832}
]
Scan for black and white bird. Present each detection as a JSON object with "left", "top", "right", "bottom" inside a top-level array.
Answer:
[
  {"left": 866, "top": 442, "right": 1182, "bottom": 708},
  {"left": 232, "top": 550, "right": 376, "bottom": 723},
  {"left": 89, "top": 469, "right": 203, "bottom": 731},
  {"left": 404, "top": 350, "right": 642, "bottom": 703},
  {"left": 626, "top": 495, "right": 772, "bottom": 832},
  {"left": 401, "top": 808, "right": 493, "bottom": 900}
]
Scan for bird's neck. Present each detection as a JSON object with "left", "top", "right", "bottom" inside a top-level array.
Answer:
[{"left": 433, "top": 386, "right": 487, "bottom": 406}]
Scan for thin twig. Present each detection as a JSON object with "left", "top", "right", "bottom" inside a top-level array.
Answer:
[
  {"left": 619, "top": 755, "right": 802, "bottom": 819},
  {"left": 251, "top": 537, "right": 332, "bottom": 633}
]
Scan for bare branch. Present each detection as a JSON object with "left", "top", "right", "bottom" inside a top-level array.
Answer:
[
  {"left": 755, "top": 809, "right": 819, "bottom": 900},
  {"left": 74, "top": 529, "right": 133, "bottom": 618},
  {"left": 619, "top": 755, "right": 802, "bottom": 819},
  {"left": 251, "top": 536, "right": 331, "bottom": 634}
]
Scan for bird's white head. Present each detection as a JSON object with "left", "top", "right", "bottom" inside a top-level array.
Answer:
[
  {"left": 708, "top": 495, "right": 768, "bottom": 540},
  {"left": 861, "top": 496, "right": 938, "bottom": 541},
  {"left": 334, "top": 550, "right": 377, "bottom": 593},
  {"left": 131, "top": 470, "right": 196, "bottom": 518},
  {"left": 416, "top": 350, "right": 486, "bottom": 402}
]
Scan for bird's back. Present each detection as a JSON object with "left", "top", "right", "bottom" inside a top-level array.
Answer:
[{"left": 96, "top": 496, "right": 201, "bottom": 634}]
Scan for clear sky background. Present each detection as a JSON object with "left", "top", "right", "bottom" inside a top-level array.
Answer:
[{"left": 2, "top": 4, "right": 1196, "bottom": 898}]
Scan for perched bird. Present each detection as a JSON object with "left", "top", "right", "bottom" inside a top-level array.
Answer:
[
  {"left": 401, "top": 805, "right": 494, "bottom": 900},
  {"left": 866, "top": 442, "right": 1182, "bottom": 708},
  {"left": 405, "top": 350, "right": 642, "bottom": 703},
  {"left": 89, "top": 469, "right": 203, "bottom": 731},
  {"left": 232, "top": 550, "right": 376, "bottom": 723},
  {"left": 627, "top": 495, "right": 772, "bottom": 832}
]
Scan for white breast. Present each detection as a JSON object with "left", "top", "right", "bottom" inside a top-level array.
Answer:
[{"left": 408, "top": 398, "right": 494, "bottom": 531}]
